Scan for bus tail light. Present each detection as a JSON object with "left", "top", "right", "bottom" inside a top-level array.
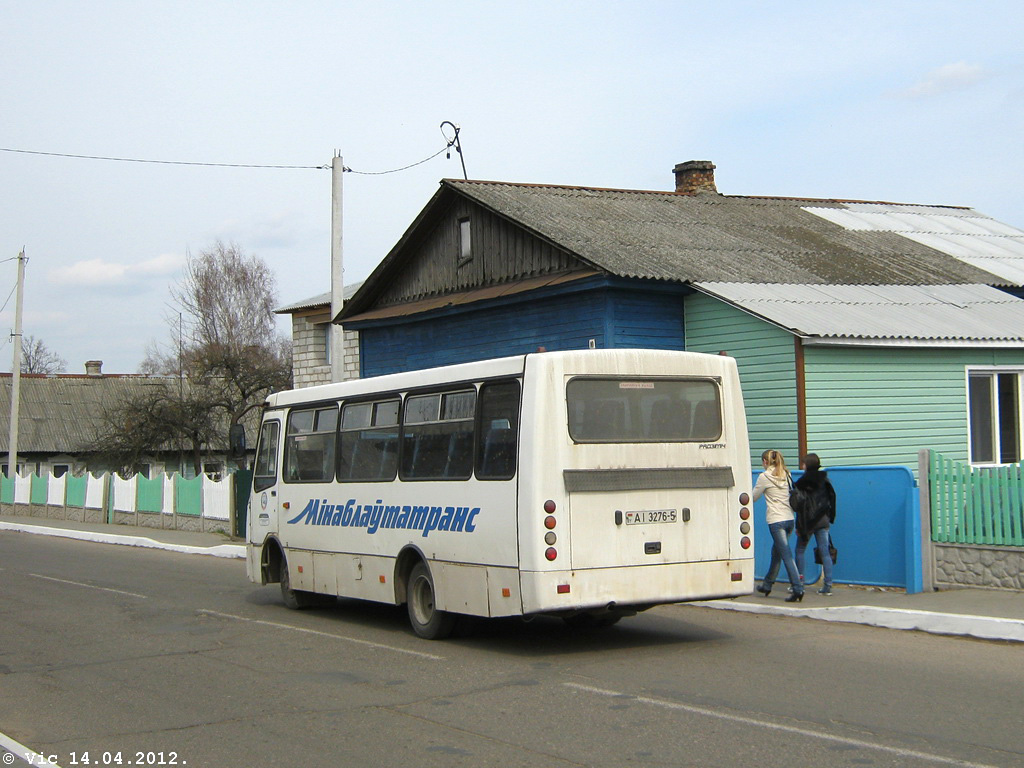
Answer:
[
  {"left": 740, "top": 537, "right": 751, "bottom": 549},
  {"left": 557, "top": 584, "right": 570, "bottom": 594},
  {"left": 544, "top": 500, "right": 557, "bottom": 513},
  {"left": 545, "top": 547, "right": 558, "bottom": 561}
]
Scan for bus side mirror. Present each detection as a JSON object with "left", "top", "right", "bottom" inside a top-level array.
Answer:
[{"left": 229, "top": 424, "right": 247, "bottom": 458}]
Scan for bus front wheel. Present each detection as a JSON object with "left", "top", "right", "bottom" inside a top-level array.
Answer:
[
  {"left": 407, "top": 562, "right": 456, "bottom": 640},
  {"left": 280, "top": 554, "right": 322, "bottom": 610}
]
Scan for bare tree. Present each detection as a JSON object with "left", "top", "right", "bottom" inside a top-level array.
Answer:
[
  {"left": 126, "top": 241, "right": 291, "bottom": 472},
  {"left": 86, "top": 380, "right": 223, "bottom": 476},
  {"left": 21, "top": 335, "right": 67, "bottom": 374}
]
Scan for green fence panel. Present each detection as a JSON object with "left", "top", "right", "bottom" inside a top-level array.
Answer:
[
  {"left": 65, "top": 474, "right": 87, "bottom": 508},
  {"left": 1, "top": 474, "right": 13, "bottom": 504},
  {"left": 30, "top": 474, "right": 47, "bottom": 505},
  {"left": 175, "top": 474, "right": 202, "bottom": 516},
  {"left": 137, "top": 475, "right": 164, "bottom": 513},
  {"left": 929, "top": 451, "right": 1024, "bottom": 547}
]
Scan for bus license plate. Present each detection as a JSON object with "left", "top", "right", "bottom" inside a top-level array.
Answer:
[{"left": 624, "top": 509, "right": 677, "bottom": 525}]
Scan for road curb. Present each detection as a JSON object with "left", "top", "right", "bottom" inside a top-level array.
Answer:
[
  {"left": 0, "top": 521, "right": 246, "bottom": 559},
  {"left": 693, "top": 600, "right": 1024, "bottom": 643}
]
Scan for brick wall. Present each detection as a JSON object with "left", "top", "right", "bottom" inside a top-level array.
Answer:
[{"left": 290, "top": 314, "right": 359, "bottom": 387}]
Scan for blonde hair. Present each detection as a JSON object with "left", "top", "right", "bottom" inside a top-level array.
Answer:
[{"left": 761, "top": 449, "right": 789, "bottom": 479}]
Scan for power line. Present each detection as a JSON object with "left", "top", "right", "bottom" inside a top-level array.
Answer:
[
  {"left": 0, "top": 146, "right": 328, "bottom": 170},
  {"left": 344, "top": 144, "right": 450, "bottom": 175},
  {"left": 0, "top": 140, "right": 464, "bottom": 176}
]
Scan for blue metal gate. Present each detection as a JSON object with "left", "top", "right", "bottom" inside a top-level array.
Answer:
[{"left": 752, "top": 465, "right": 921, "bottom": 591}]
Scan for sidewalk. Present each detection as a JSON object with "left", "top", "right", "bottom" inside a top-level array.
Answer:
[{"left": 2, "top": 514, "right": 1022, "bottom": 643}]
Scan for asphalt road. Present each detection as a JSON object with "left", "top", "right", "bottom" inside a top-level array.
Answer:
[{"left": 2, "top": 532, "right": 1022, "bottom": 768}]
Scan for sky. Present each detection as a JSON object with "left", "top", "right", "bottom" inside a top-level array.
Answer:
[{"left": 1, "top": 0, "right": 1023, "bottom": 374}]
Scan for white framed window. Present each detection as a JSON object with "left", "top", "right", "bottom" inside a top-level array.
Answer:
[{"left": 967, "top": 367, "right": 1022, "bottom": 464}]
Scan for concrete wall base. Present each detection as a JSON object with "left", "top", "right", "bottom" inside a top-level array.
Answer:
[
  {"left": 934, "top": 543, "right": 1024, "bottom": 591},
  {"left": 2, "top": 502, "right": 233, "bottom": 538}
]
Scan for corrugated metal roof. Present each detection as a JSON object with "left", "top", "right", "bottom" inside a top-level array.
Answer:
[
  {"left": 445, "top": 181, "right": 1013, "bottom": 287},
  {"left": 804, "top": 204, "right": 1024, "bottom": 285},
  {"left": 276, "top": 280, "right": 363, "bottom": 314},
  {"left": 693, "top": 282, "right": 1024, "bottom": 346}
]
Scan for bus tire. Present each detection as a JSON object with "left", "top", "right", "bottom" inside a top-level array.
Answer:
[
  {"left": 280, "top": 554, "right": 320, "bottom": 610},
  {"left": 406, "top": 562, "right": 456, "bottom": 640}
]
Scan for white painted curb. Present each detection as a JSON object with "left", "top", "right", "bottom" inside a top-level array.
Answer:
[
  {"left": 693, "top": 600, "right": 1024, "bottom": 643},
  {"left": 0, "top": 521, "right": 245, "bottom": 559}
]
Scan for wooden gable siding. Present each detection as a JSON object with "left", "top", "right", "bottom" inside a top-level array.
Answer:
[
  {"left": 375, "top": 197, "right": 580, "bottom": 308},
  {"left": 358, "top": 282, "right": 685, "bottom": 377},
  {"left": 684, "top": 294, "right": 799, "bottom": 467},
  {"left": 803, "top": 346, "right": 1024, "bottom": 472}
]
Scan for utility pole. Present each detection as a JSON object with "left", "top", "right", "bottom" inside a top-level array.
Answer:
[
  {"left": 330, "top": 152, "right": 345, "bottom": 381},
  {"left": 7, "top": 249, "right": 25, "bottom": 480}
]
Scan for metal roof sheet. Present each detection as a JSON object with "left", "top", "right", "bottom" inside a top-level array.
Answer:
[
  {"left": 276, "top": 280, "right": 363, "bottom": 314},
  {"left": 693, "top": 282, "right": 1024, "bottom": 347},
  {"left": 804, "top": 204, "right": 1024, "bottom": 285}
]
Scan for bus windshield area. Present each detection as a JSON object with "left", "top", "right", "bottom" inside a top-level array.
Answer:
[{"left": 566, "top": 377, "right": 722, "bottom": 443}]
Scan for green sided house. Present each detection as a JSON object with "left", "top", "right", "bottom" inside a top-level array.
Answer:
[
  {"left": 337, "top": 160, "right": 1024, "bottom": 474},
  {"left": 686, "top": 283, "right": 1024, "bottom": 472}
]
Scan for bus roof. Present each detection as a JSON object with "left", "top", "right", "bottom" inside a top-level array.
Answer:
[{"left": 265, "top": 349, "right": 736, "bottom": 408}]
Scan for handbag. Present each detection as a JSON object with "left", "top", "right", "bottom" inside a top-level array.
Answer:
[{"left": 814, "top": 533, "right": 838, "bottom": 565}]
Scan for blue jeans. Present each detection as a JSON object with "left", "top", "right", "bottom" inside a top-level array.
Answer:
[
  {"left": 796, "top": 527, "right": 833, "bottom": 590},
  {"left": 763, "top": 520, "right": 802, "bottom": 593}
]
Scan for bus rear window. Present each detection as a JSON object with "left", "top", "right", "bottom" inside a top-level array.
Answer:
[{"left": 566, "top": 378, "right": 722, "bottom": 443}]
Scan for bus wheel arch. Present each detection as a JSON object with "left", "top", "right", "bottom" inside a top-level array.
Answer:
[
  {"left": 395, "top": 548, "right": 456, "bottom": 640},
  {"left": 261, "top": 537, "right": 284, "bottom": 584}
]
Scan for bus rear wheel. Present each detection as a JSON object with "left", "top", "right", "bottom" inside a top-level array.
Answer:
[{"left": 407, "top": 562, "right": 456, "bottom": 640}]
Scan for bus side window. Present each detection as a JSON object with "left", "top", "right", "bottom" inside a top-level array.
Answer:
[
  {"left": 253, "top": 420, "right": 280, "bottom": 492},
  {"left": 401, "top": 390, "right": 476, "bottom": 480},
  {"left": 476, "top": 380, "right": 520, "bottom": 480},
  {"left": 339, "top": 398, "right": 400, "bottom": 482},
  {"left": 284, "top": 405, "right": 339, "bottom": 483}
]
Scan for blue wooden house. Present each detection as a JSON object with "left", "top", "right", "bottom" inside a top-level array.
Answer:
[{"left": 337, "top": 161, "right": 1024, "bottom": 471}]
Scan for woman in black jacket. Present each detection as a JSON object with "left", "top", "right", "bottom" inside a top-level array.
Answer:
[{"left": 794, "top": 453, "right": 836, "bottom": 595}]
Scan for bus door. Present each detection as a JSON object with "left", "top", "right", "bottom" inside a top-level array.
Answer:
[{"left": 249, "top": 418, "right": 281, "bottom": 544}]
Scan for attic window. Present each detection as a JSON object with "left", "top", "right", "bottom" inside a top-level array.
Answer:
[{"left": 458, "top": 218, "right": 472, "bottom": 266}]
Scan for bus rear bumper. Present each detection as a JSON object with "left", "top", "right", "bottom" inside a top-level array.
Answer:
[{"left": 520, "top": 558, "right": 754, "bottom": 615}]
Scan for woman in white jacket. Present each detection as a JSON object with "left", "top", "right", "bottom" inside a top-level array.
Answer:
[{"left": 752, "top": 449, "right": 804, "bottom": 602}]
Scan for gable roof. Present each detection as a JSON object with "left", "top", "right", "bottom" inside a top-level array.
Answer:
[
  {"left": 694, "top": 282, "right": 1024, "bottom": 347},
  {"left": 0, "top": 374, "right": 175, "bottom": 454},
  {"left": 340, "top": 177, "right": 1023, "bottom": 321},
  {"left": 0, "top": 374, "right": 259, "bottom": 455}
]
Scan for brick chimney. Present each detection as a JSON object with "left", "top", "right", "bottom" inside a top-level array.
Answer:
[
  {"left": 674, "top": 160, "right": 717, "bottom": 195},
  {"left": 85, "top": 360, "right": 103, "bottom": 376}
]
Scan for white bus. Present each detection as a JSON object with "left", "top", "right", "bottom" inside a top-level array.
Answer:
[{"left": 246, "top": 349, "right": 753, "bottom": 639}]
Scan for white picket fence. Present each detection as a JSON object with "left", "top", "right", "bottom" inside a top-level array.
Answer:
[{"left": 1, "top": 469, "right": 243, "bottom": 533}]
